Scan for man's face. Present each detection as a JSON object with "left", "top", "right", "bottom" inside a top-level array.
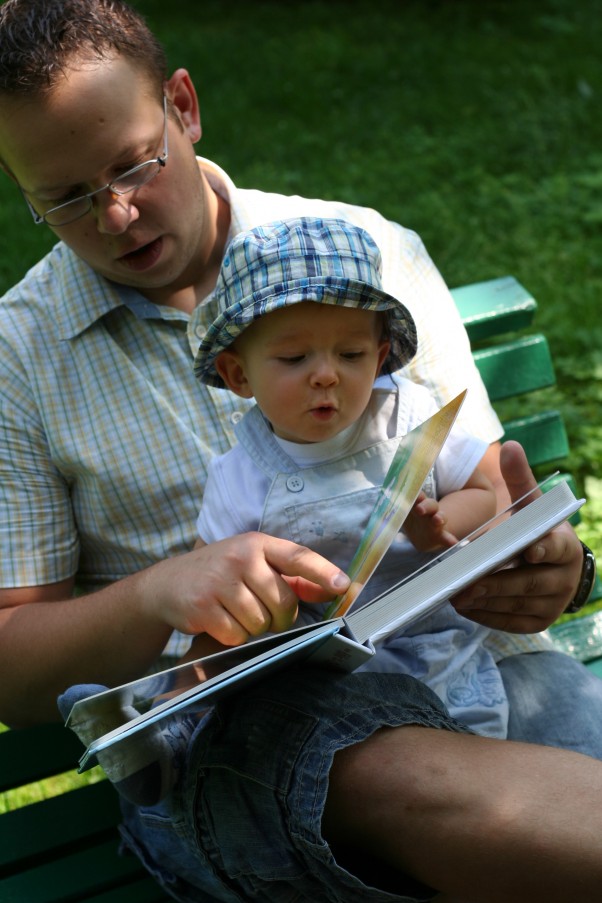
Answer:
[{"left": 0, "top": 56, "right": 210, "bottom": 306}]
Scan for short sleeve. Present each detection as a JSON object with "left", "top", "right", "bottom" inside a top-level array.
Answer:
[{"left": 0, "top": 339, "right": 79, "bottom": 586}]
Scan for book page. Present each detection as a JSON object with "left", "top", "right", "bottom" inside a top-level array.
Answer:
[{"left": 323, "top": 389, "right": 467, "bottom": 619}]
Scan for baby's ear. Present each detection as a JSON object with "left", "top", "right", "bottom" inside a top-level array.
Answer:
[
  {"left": 376, "top": 339, "right": 391, "bottom": 375},
  {"left": 215, "top": 350, "right": 254, "bottom": 398}
]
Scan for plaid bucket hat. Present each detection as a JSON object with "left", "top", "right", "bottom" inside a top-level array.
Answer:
[{"left": 194, "top": 216, "right": 418, "bottom": 388}]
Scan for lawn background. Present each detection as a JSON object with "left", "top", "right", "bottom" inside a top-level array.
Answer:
[{"left": 1, "top": 0, "right": 602, "bottom": 804}]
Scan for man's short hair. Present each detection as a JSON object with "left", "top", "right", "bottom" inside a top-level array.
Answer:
[{"left": 0, "top": 0, "right": 167, "bottom": 98}]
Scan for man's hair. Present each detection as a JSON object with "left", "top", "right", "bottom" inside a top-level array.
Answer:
[{"left": 0, "top": 0, "right": 167, "bottom": 97}]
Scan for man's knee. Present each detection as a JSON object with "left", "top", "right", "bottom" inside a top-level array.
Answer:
[{"left": 323, "top": 724, "right": 466, "bottom": 845}]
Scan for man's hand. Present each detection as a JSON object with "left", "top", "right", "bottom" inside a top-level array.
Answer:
[
  {"left": 451, "top": 440, "right": 583, "bottom": 633},
  {"left": 139, "top": 532, "right": 350, "bottom": 647}
]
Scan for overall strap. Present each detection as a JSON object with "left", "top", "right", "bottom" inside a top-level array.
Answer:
[{"left": 234, "top": 405, "right": 298, "bottom": 477}]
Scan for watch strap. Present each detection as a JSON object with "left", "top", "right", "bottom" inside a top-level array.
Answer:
[{"left": 564, "top": 541, "right": 597, "bottom": 614}]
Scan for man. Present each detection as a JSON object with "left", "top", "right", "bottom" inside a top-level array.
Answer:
[{"left": 0, "top": 2, "right": 600, "bottom": 901}]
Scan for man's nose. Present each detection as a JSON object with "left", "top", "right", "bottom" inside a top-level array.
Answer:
[{"left": 93, "top": 189, "right": 139, "bottom": 234}]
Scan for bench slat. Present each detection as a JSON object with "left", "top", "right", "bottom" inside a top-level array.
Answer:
[
  {"left": 0, "top": 723, "right": 83, "bottom": 791},
  {"left": 550, "top": 609, "right": 602, "bottom": 663},
  {"left": 473, "top": 334, "right": 556, "bottom": 402},
  {"left": 86, "top": 875, "right": 171, "bottom": 903},
  {"left": 501, "top": 411, "right": 570, "bottom": 469},
  {"left": 0, "top": 838, "right": 149, "bottom": 903},
  {"left": 0, "top": 781, "right": 119, "bottom": 871},
  {"left": 450, "top": 275, "right": 536, "bottom": 342}
]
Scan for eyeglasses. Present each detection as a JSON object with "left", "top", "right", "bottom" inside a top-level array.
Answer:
[{"left": 23, "top": 96, "right": 169, "bottom": 227}]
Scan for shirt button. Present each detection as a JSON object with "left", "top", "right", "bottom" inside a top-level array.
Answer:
[
  {"left": 194, "top": 326, "right": 205, "bottom": 339},
  {"left": 286, "top": 474, "right": 304, "bottom": 492},
  {"left": 230, "top": 411, "right": 243, "bottom": 424}
]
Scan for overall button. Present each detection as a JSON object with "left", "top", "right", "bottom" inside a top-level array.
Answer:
[{"left": 286, "top": 474, "right": 304, "bottom": 492}]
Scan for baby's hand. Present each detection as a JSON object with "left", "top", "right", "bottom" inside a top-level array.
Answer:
[{"left": 403, "top": 492, "right": 458, "bottom": 552}]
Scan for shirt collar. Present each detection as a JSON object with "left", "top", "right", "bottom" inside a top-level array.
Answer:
[
  {"left": 53, "top": 244, "right": 125, "bottom": 340},
  {"left": 197, "top": 155, "right": 258, "bottom": 241}
]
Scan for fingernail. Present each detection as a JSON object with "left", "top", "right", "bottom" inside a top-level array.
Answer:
[{"left": 332, "top": 572, "right": 350, "bottom": 590}]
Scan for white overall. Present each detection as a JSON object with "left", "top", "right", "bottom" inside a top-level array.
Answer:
[{"left": 234, "top": 381, "right": 509, "bottom": 738}]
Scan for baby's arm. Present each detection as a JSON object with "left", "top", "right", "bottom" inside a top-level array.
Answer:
[
  {"left": 403, "top": 466, "right": 497, "bottom": 553},
  {"left": 438, "top": 465, "right": 497, "bottom": 540}
]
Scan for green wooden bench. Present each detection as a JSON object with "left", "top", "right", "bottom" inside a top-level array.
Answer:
[
  {"left": 451, "top": 275, "right": 602, "bottom": 670},
  {"left": 1, "top": 273, "right": 600, "bottom": 902},
  {"left": 0, "top": 722, "right": 170, "bottom": 902},
  {"left": 452, "top": 275, "right": 570, "bottom": 482}
]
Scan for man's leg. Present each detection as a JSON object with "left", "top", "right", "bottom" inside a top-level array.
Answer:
[
  {"left": 323, "top": 723, "right": 602, "bottom": 903},
  {"left": 499, "top": 650, "right": 602, "bottom": 756},
  {"left": 117, "top": 665, "right": 602, "bottom": 902},
  {"left": 122, "top": 669, "right": 463, "bottom": 903}
]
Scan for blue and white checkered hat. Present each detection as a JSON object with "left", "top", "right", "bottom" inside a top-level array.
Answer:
[{"left": 194, "top": 217, "right": 418, "bottom": 388}]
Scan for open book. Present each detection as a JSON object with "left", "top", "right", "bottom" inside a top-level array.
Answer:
[{"left": 68, "top": 396, "right": 584, "bottom": 770}]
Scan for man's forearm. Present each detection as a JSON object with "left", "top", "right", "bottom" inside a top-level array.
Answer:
[
  {"left": 0, "top": 533, "right": 351, "bottom": 726},
  {"left": 0, "top": 568, "right": 172, "bottom": 727}
]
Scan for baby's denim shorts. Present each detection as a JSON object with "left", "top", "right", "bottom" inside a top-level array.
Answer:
[{"left": 119, "top": 666, "right": 471, "bottom": 902}]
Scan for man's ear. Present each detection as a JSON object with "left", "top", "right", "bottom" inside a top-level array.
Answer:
[
  {"left": 164, "top": 68, "right": 202, "bottom": 143},
  {"left": 215, "top": 350, "right": 254, "bottom": 398}
]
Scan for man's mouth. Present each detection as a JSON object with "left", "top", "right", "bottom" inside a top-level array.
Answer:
[{"left": 119, "top": 237, "right": 163, "bottom": 271}]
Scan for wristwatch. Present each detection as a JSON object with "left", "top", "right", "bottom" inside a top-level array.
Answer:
[{"left": 564, "top": 541, "right": 597, "bottom": 614}]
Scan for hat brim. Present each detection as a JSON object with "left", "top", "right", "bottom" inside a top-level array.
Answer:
[{"left": 194, "top": 275, "right": 418, "bottom": 388}]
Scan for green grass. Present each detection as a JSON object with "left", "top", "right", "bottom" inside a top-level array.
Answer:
[
  {"left": 0, "top": 764, "right": 105, "bottom": 813},
  {"left": 0, "top": 4, "right": 600, "bottom": 567},
  {"left": 0, "top": 722, "right": 105, "bottom": 812}
]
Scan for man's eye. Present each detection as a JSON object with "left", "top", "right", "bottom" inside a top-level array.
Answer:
[
  {"left": 115, "top": 160, "right": 142, "bottom": 178},
  {"left": 49, "top": 187, "right": 84, "bottom": 206}
]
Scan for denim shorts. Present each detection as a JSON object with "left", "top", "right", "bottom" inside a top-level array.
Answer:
[{"left": 119, "top": 665, "right": 471, "bottom": 902}]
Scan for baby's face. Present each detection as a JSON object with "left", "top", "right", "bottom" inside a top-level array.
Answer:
[{"left": 224, "top": 301, "right": 390, "bottom": 444}]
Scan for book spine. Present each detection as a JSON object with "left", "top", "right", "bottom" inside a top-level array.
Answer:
[{"left": 306, "top": 631, "right": 374, "bottom": 671}]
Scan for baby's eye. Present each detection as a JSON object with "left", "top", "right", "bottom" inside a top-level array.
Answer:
[
  {"left": 341, "top": 351, "right": 365, "bottom": 361},
  {"left": 277, "top": 354, "right": 306, "bottom": 364}
]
